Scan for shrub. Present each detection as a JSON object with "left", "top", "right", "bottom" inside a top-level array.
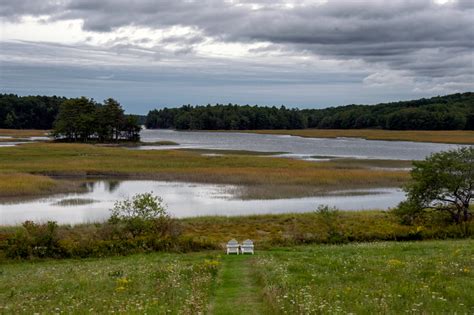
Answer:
[
  {"left": 109, "top": 192, "right": 177, "bottom": 238},
  {"left": 6, "top": 221, "right": 61, "bottom": 259},
  {"left": 315, "top": 205, "right": 347, "bottom": 244}
]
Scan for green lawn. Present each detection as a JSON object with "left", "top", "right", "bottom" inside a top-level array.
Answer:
[{"left": 1, "top": 240, "right": 472, "bottom": 314}]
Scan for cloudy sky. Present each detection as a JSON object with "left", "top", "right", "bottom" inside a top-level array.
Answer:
[{"left": 0, "top": 0, "right": 473, "bottom": 113}]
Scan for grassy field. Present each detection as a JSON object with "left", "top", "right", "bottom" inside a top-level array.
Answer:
[
  {"left": 0, "top": 143, "right": 409, "bottom": 198},
  {"left": 240, "top": 129, "right": 474, "bottom": 144},
  {"left": 0, "top": 252, "right": 220, "bottom": 314},
  {"left": 1, "top": 240, "right": 472, "bottom": 314},
  {"left": 257, "top": 240, "right": 474, "bottom": 314}
]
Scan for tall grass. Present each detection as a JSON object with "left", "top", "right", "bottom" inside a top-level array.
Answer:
[
  {"left": 256, "top": 240, "right": 474, "bottom": 314},
  {"left": 0, "top": 252, "right": 221, "bottom": 314},
  {"left": 0, "top": 173, "right": 58, "bottom": 197}
]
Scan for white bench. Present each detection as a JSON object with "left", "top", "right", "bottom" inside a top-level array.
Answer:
[
  {"left": 240, "top": 239, "right": 254, "bottom": 255},
  {"left": 226, "top": 239, "right": 240, "bottom": 255}
]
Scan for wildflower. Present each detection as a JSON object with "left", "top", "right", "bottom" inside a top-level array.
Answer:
[{"left": 387, "top": 259, "right": 404, "bottom": 267}]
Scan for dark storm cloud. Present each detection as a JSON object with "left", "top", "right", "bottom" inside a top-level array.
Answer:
[
  {"left": 1, "top": 0, "right": 472, "bottom": 106},
  {"left": 1, "top": 0, "right": 472, "bottom": 81}
]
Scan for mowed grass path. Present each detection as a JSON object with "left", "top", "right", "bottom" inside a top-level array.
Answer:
[
  {"left": 210, "top": 255, "right": 264, "bottom": 315},
  {"left": 1, "top": 240, "right": 472, "bottom": 314}
]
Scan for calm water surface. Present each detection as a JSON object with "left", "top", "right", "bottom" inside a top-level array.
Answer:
[
  {"left": 0, "top": 180, "right": 405, "bottom": 225},
  {"left": 139, "top": 129, "right": 462, "bottom": 160}
]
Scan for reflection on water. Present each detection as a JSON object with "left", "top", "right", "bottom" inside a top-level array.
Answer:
[
  {"left": 138, "top": 129, "right": 463, "bottom": 160},
  {"left": 0, "top": 180, "right": 406, "bottom": 225}
]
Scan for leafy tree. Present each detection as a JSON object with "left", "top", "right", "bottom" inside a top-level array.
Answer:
[
  {"left": 109, "top": 192, "right": 169, "bottom": 237},
  {"left": 97, "top": 98, "right": 125, "bottom": 141},
  {"left": 397, "top": 147, "right": 473, "bottom": 231},
  {"left": 52, "top": 97, "right": 97, "bottom": 141}
]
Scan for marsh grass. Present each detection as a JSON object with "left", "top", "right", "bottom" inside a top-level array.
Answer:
[
  {"left": 0, "top": 173, "right": 82, "bottom": 198},
  {"left": 0, "top": 129, "right": 48, "bottom": 138},
  {"left": 241, "top": 129, "right": 474, "bottom": 144},
  {"left": 0, "top": 173, "right": 58, "bottom": 197},
  {"left": 0, "top": 143, "right": 409, "bottom": 198}
]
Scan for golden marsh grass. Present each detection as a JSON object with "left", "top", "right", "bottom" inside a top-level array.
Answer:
[
  {"left": 0, "top": 173, "right": 57, "bottom": 196},
  {"left": 0, "top": 129, "right": 49, "bottom": 138},
  {"left": 0, "top": 143, "right": 409, "bottom": 198}
]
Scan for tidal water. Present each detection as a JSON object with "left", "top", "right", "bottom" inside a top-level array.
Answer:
[
  {"left": 0, "top": 180, "right": 405, "bottom": 225},
  {"left": 139, "top": 129, "right": 462, "bottom": 160}
]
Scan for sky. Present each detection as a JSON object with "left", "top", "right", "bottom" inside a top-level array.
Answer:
[{"left": 0, "top": 0, "right": 473, "bottom": 114}]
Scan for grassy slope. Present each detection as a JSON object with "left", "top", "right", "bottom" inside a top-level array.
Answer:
[
  {"left": 240, "top": 129, "right": 474, "bottom": 144},
  {"left": 1, "top": 240, "right": 472, "bottom": 314},
  {"left": 0, "top": 143, "right": 408, "bottom": 198}
]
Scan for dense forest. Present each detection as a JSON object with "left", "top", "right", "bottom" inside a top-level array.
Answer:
[
  {"left": 1, "top": 92, "right": 473, "bottom": 131},
  {"left": 0, "top": 94, "right": 65, "bottom": 129},
  {"left": 0, "top": 94, "right": 141, "bottom": 141},
  {"left": 52, "top": 97, "right": 141, "bottom": 142},
  {"left": 146, "top": 93, "right": 474, "bottom": 130}
]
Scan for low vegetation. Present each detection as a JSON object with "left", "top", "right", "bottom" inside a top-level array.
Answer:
[
  {"left": 1, "top": 208, "right": 472, "bottom": 260},
  {"left": 0, "top": 143, "right": 409, "bottom": 198},
  {"left": 0, "top": 173, "right": 79, "bottom": 198},
  {"left": 0, "top": 129, "right": 48, "bottom": 138},
  {"left": 1, "top": 240, "right": 472, "bottom": 313}
]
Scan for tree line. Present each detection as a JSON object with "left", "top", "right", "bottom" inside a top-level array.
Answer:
[
  {"left": 2, "top": 92, "right": 473, "bottom": 132},
  {"left": 146, "top": 92, "right": 474, "bottom": 130},
  {"left": 0, "top": 94, "right": 65, "bottom": 129}
]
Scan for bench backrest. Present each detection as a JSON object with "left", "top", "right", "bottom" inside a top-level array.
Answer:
[
  {"left": 227, "top": 239, "right": 239, "bottom": 247},
  {"left": 242, "top": 239, "right": 254, "bottom": 247}
]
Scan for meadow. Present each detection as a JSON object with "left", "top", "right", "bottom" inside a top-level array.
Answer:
[
  {"left": 1, "top": 240, "right": 472, "bottom": 314},
  {"left": 241, "top": 129, "right": 474, "bottom": 144},
  {"left": 0, "top": 142, "right": 409, "bottom": 199}
]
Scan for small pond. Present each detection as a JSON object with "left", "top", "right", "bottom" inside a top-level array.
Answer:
[{"left": 0, "top": 180, "right": 406, "bottom": 225}]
